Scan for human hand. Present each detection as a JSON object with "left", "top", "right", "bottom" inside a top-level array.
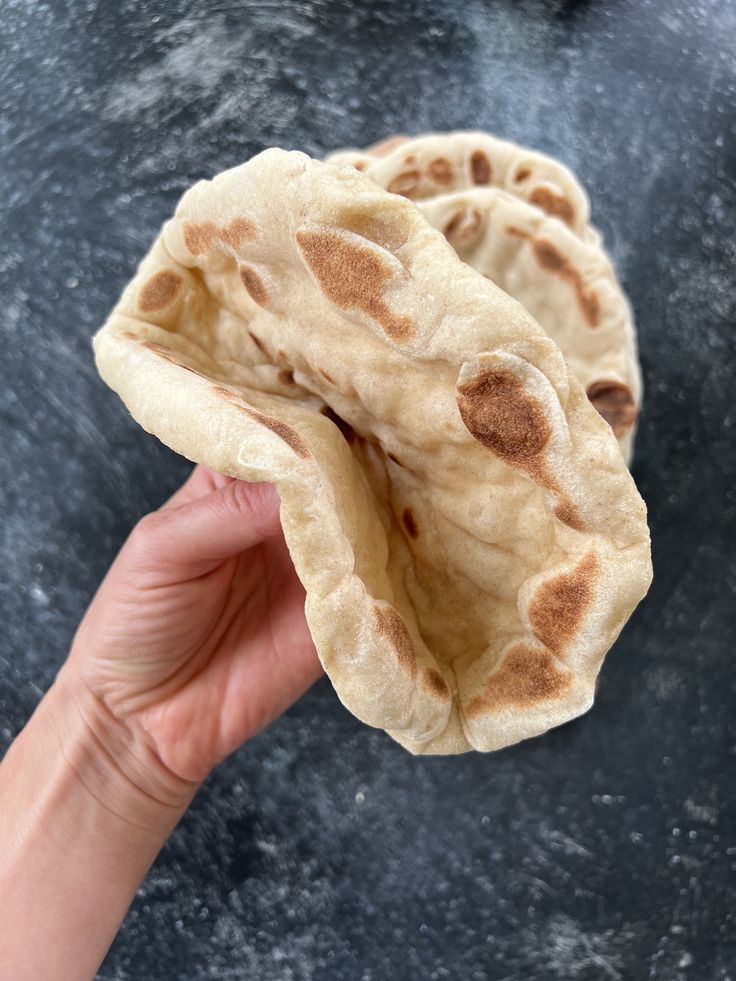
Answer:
[
  {"left": 1, "top": 465, "right": 322, "bottom": 981},
  {"left": 61, "top": 464, "right": 323, "bottom": 799}
]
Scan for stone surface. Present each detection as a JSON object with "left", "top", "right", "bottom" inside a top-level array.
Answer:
[{"left": 1, "top": 1, "right": 735, "bottom": 979}]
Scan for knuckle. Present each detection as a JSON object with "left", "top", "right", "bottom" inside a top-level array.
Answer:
[{"left": 128, "top": 509, "right": 168, "bottom": 555}]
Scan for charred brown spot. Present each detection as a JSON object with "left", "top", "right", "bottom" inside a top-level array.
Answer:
[
  {"left": 470, "top": 150, "right": 492, "bottom": 185},
  {"left": 212, "top": 386, "right": 310, "bottom": 459},
  {"left": 217, "top": 217, "right": 257, "bottom": 250},
  {"left": 554, "top": 499, "right": 586, "bottom": 531},
  {"left": 529, "top": 551, "right": 599, "bottom": 656},
  {"left": 457, "top": 368, "right": 551, "bottom": 464},
  {"left": 122, "top": 329, "right": 138, "bottom": 340},
  {"left": 247, "top": 333, "right": 265, "bottom": 355},
  {"left": 138, "top": 270, "right": 182, "bottom": 312},
  {"left": 586, "top": 381, "right": 637, "bottom": 437},
  {"left": 366, "top": 134, "right": 410, "bottom": 156},
  {"left": 372, "top": 604, "right": 417, "bottom": 678},
  {"left": 277, "top": 368, "right": 295, "bottom": 385},
  {"left": 319, "top": 367, "right": 335, "bottom": 384},
  {"left": 422, "top": 668, "right": 450, "bottom": 699},
  {"left": 386, "top": 170, "right": 421, "bottom": 198},
  {"left": 183, "top": 217, "right": 256, "bottom": 255},
  {"left": 578, "top": 291, "right": 601, "bottom": 326},
  {"left": 529, "top": 187, "right": 575, "bottom": 226},
  {"left": 466, "top": 645, "right": 572, "bottom": 716},
  {"left": 320, "top": 404, "right": 355, "bottom": 444},
  {"left": 515, "top": 166, "right": 532, "bottom": 183},
  {"left": 429, "top": 157, "right": 454, "bottom": 185},
  {"left": 239, "top": 265, "right": 268, "bottom": 305},
  {"left": 443, "top": 207, "right": 483, "bottom": 246},
  {"left": 505, "top": 225, "right": 528, "bottom": 238},
  {"left": 532, "top": 239, "right": 600, "bottom": 326},
  {"left": 183, "top": 220, "right": 217, "bottom": 255},
  {"left": 353, "top": 161, "right": 366, "bottom": 171},
  {"left": 402, "top": 507, "right": 419, "bottom": 538},
  {"left": 532, "top": 239, "right": 565, "bottom": 272},
  {"left": 296, "top": 228, "right": 415, "bottom": 343}
]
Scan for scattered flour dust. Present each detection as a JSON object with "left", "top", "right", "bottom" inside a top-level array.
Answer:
[
  {"left": 526, "top": 914, "right": 628, "bottom": 980},
  {"left": 105, "top": 13, "right": 314, "bottom": 122}
]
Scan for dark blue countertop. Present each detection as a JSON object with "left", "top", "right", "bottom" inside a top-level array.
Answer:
[{"left": 1, "top": 1, "right": 735, "bottom": 978}]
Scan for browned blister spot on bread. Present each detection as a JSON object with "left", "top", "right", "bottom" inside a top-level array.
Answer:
[
  {"left": 532, "top": 239, "right": 600, "bottom": 326},
  {"left": 183, "top": 217, "right": 256, "bottom": 255},
  {"left": 239, "top": 264, "right": 269, "bottom": 305},
  {"left": 586, "top": 381, "right": 637, "bottom": 436},
  {"left": 296, "top": 229, "right": 415, "bottom": 342},
  {"left": 319, "top": 367, "right": 335, "bottom": 384},
  {"left": 277, "top": 368, "right": 295, "bottom": 385},
  {"left": 387, "top": 170, "right": 421, "bottom": 198},
  {"left": 183, "top": 220, "right": 217, "bottom": 255},
  {"left": 457, "top": 368, "right": 552, "bottom": 471},
  {"left": 402, "top": 507, "right": 419, "bottom": 538},
  {"left": 529, "top": 187, "right": 575, "bottom": 226},
  {"left": 515, "top": 167, "right": 532, "bottom": 183},
  {"left": 219, "top": 218, "right": 257, "bottom": 250},
  {"left": 429, "top": 158, "right": 454, "bottom": 185},
  {"left": 529, "top": 551, "right": 599, "bottom": 656},
  {"left": 443, "top": 208, "right": 483, "bottom": 246},
  {"left": 138, "top": 270, "right": 182, "bottom": 312},
  {"left": 372, "top": 605, "right": 417, "bottom": 678},
  {"left": 554, "top": 499, "right": 586, "bottom": 531},
  {"left": 466, "top": 645, "right": 572, "bottom": 717},
  {"left": 470, "top": 150, "right": 492, "bottom": 185},
  {"left": 422, "top": 668, "right": 450, "bottom": 699},
  {"left": 212, "top": 386, "right": 311, "bottom": 459}
]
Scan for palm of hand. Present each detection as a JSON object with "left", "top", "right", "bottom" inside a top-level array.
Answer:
[{"left": 70, "top": 468, "right": 321, "bottom": 785}]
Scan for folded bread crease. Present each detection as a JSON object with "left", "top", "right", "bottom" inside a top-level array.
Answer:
[{"left": 94, "top": 149, "right": 652, "bottom": 754}]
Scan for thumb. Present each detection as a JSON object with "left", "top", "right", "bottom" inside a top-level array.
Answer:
[{"left": 127, "top": 479, "right": 283, "bottom": 578}]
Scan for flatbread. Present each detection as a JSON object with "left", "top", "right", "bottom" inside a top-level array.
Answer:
[
  {"left": 326, "top": 130, "right": 600, "bottom": 244},
  {"left": 94, "top": 149, "right": 652, "bottom": 754},
  {"left": 417, "top": 188, "right": 640, "bottom": 460},
  {"left": 328, "top": 132, "right": 640, "bottom": 460}
]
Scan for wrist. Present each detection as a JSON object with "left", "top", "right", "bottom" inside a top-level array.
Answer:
[
  {"left": 46, "top": 669, "right": 198, "bottom": 834},
  {"left": 0, "top": 672, "right": 196, "bottom": 981}
]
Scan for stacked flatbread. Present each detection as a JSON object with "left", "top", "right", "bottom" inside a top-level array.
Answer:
[
  {"left": 327, "top": 132, "right": 640, "bottom": 462},
  {"left": 94, "top": 146, "right": 652, "bottom": 754}
]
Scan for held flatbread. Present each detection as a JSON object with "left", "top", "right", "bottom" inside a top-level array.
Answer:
[
  {"left": 326, "top": 130, "right": 600, "bottom": 244},
  {"left": 94, "top": 149, "right": 652, "bottom": 754},
  {"left": 416, "top": 188, "right": 640, "bottom": 461},
  {"left": 328, "top": 132, "right": 639, "bottom": 460}
]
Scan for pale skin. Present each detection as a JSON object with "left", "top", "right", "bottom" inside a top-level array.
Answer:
[{"left": 0, "top": 465, "right": 323, "bottom": 981}]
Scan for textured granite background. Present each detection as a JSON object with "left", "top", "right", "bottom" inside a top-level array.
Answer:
[{"left": 2, "top": 1, "right": 735, "bottom": 978}]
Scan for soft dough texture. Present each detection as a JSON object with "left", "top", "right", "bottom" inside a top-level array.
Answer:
[
  {"left": 417, "top": 188, "right": 641, "bottom": 461},
  {"left": 94, "top": 149, "right": 652, "bottom": 754},
  {"left": 326, "top": 131, "right": 599, "bottom": 243},
  {"left": 328, "top": 132, "right": 640, "bottom": 460}
]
